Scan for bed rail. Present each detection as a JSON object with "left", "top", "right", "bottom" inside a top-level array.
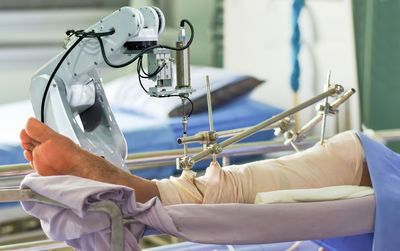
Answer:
[
  {"left": 0, "top": 129, "right": 398, "bottom": 250},
  {"left": 1, "top": 128, "right": 399, "bottom": 181}
]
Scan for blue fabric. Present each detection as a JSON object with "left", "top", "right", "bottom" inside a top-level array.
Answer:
[
  {"left": 169, "top": 94, "right": 280, "bottom": 143},
  {"left": 0, "top": 144, "right": 25, "bottom": 165},
  {"left": 168, "top": 94, "right": 282, "bottom": 172},
  {"left": 123, "top": 95, "right": 282, "bottom": 178},
  {"left": 0, "top": 96, "right": 282, "bottom": 180},
  {"left": 316, "top": 132, "right": 400, "bottom": 250},
  {"left": 145, "top": 240, "right": 320, "bottom": 251},
  {"left": 314, "top": 233, "right": 373, "bottom": 251},
  {"left": 290, "top": 0, "right": 304, "bottom": 92}
]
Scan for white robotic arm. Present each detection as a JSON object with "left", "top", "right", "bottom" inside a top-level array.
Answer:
[{"left": 30, "top": 6, "right": 191, "bottom": 171}]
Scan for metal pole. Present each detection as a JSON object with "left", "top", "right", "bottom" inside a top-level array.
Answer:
[
  {"left": 219, "top": 85, "right": 343, "bottom": 149},
  {"left": 189, "top": 85, "right": 343, "bottom": 164},
  {"left": 206, "top": 75, "right": 217, "bottom": 162},
  {"left": 297, "top": 88, "right": 356, "bottom": 138}
]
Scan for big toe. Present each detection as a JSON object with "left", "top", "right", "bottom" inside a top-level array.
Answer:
[{"left": 25, "top": 117, "right": 56, "bottom": 143}]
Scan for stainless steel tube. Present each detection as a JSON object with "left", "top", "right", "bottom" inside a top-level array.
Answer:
[
  {"left": 330, "top": 88, "right": 356, "bottom": 110},
  {"left": 189, "top": 85, "right": 343, "bottom": 164},
  {"left": 297, "top": 88, "right": 356, "bottom": 137},
  {"left": 218, "top": 85, "right": 343, "bottom": 148},
  {"left": 216, "top": 120, "right": 285, "bottom": 139},
  {"left": 175, "top": 40, "right": 190, "bottom": 89},
  {"left": 1, "top": 126, "right": 399, "bottom": 180}
]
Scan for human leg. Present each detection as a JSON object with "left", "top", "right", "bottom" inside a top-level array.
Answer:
[
  {"left": 20, "top": 118, "right": 159, "bottom": 203},
  {"left": 156, "top": 131, "right": 368, "bottom": 205},
  {"left": 20, "top": 118, "right": 370, "bottom": 206}
]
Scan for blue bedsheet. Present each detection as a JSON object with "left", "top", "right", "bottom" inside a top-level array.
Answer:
[
  {"left": 315, "top": 132, "right": 400, "bottom": 250},
  {"left": 0, "top": 94, "right": 282, "bottom": 180},
  {"left": 145, "top": 240, "right": 320, "bottom": 251},
  {"left": 121, "top": 94, "right": 282, "bottom": 179}
]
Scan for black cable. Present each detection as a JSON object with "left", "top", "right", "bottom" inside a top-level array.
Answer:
[
  {"left": 180, "top": 95, "right": 194, "bottom": 118},
  {"left": 137, "top": 56, "right": 156, "bottom": 78},
  {"left": 137, "top": 56, "right": 147, "bottom": 78},
  {"left": 158, "top": 94, "right": 194, "bottom": 117},
  {"left": 41, "top": 19, "right": 194, "bottom": 122},
  {"left": 138, "top": 57, "right": 165, "bottom": 78},
  {"left": 40, "top": 36, "right": 84, "bottom": 122},
  {"left": 136, "top": 57, "right": 149, "bottom": 93},
  {"left": 131, "top": 19, "right": 193, "bottom": 97},
  {"left": 40, "top": 29, "right": 116, "bottom": 123},
  {"left": 66, "top": 29, "right": 115, "bottom": 38},
  {"left": 136, "top": 55, "right": 166, "bottom": 93},
  {"left": 96, "top": 19, "right": 194, "bottom": 69}
]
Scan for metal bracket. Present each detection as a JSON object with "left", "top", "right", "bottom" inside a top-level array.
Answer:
[{"left": 88, "top": 200, "right": 124, "bottom": 251}]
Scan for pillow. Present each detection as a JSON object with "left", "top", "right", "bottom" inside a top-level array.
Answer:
[
  {"left": 104, "top": 66, "right": 264, "bottom": 119},
  {"left": 254, "top": 185, "right": 374, "bottom": 204},
  {"left": 168, "top": 76, "right": 263, "bottom": 117}
]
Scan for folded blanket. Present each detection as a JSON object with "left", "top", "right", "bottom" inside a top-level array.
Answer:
[
  {"left": 20, "top": 174, "right": 179, "bottom": 251},
  {"left": 21, "top": 173, "right": 375, "bottom": 251},
  {"left": 255, "top": 185, "right": 374, "bottom": 204}
]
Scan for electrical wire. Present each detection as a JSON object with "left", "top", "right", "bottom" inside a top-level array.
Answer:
[
  {"left": 40, "top": 36, "right": 84, "bottom": 122},
  {"left": 139, "top": 58, "right": 165, "bottom": 78},
  {"left": 167, "top": 95, "right": 194, "bottom": 118},
  {"left": 96, "top": 19, "right": 194, "bottom": 69},
  {"left": 40, "top": 19, "right": 194, "bottom": 122},
  {"left": 137, "top": 56, "right": 164, "bottom": 79},
  {"left": 136, "top": 56, "right": 149, "bottom": 93},
  {"left": 40, "top": 29, "right": 116, "bottom": 123},
  {"left": 180, "top": 95, "right": 194, "bottom": 118}
]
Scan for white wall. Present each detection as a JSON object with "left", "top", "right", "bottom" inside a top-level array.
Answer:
[
  {"left": 0, "top": 1, "right": 218, "bottom": 105},
  {"left": 224, "top": 0, "right": 360, "bottom": 137},
  {"left": 0, "top": 9, "right": 111, "bottom": 105}
]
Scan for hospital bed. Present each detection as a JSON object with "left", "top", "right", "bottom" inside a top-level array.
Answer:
[
  {"left": 1, "top": 6, "right": 398, "bottom": 250},
  {"left": 2, "top": 125, "right": 400, "bottom": 251},
  {"left": 0, "top": 66, "right": 281, "bottom": 178},
  {"left": 2, "top": 85, "right": 400, "bottom": 250},
  {"left": 1, "top": 133, "right": 396, "bottom": 251},
  {"left": 0, "top": 66, "right": 282, "bottom": 247}
]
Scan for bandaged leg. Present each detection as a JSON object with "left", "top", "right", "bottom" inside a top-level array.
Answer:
[{"left": 156, "top": 131, "right": 364, "bottom": 205}]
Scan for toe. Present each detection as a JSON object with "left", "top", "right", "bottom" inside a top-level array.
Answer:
[
  {"left": 25, "top": 118, "right": 55, "bottom": 143},
  {"left": 20, "top": 129, "right": 39, "bottom": 149},
  {"left": 20, "top": 129, "right": 31, "bottom": 143},
  {"left": 21, "top": 142, "right": 34, "bottom": 151},
  {"left": 24, "top": 150, "right": 33, "bottom": 162}
]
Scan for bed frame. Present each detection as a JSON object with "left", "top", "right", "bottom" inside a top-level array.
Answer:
[{"left": 0, "top": 83, "right": 399, "bottom": 250}]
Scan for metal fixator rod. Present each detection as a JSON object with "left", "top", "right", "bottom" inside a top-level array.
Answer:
[
  {"left": 206, "top": 75, "right": 217, "bottom": 162},
  {"left": 206, "top": 76, "right": 214, "bottom": 132},
  {"left": 296, "top": 88, "right": 356, "bottom": 139},
  {"left": 320, "top": 70, "right": 331, "bottom": 145},
  {"left": 218, "top": 85, "right": 343, "bottom": 149},
  {"left": 177, "top": 120, "right": 286, "bottom": 145},
  {"left": 181, "top": 97, "right": 189, "bottom": 159},
  {"left": 290, "top": 141, "right": 300, "bottom": 152},
  {"left": 189, "top": 85, "right": 344, "bottom": 164}
]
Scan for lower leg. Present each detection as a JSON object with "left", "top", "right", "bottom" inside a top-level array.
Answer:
[
  {"left": 20, "top": 118, "right": 160, "bottom": 203},
  {"left": 201, "top": 131, "right": 370, "bottom": 204},
  {"left": 360, "top": 162, "right": 372, "bottom": 187}
]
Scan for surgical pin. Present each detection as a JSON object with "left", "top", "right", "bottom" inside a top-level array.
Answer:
[
  {"left": 320, "top": 70, "right": 331, "bottom": 145},
  {"left": 206, "top": 75, "right": 217, "bottom": 163}
]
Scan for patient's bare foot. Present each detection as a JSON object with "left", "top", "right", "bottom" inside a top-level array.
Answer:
[
  {"left": 20, "top": 117, "right": 87, "bottom": 176},
  {"left": 20, "top": 118, "right": 160, "bottom": 203}
]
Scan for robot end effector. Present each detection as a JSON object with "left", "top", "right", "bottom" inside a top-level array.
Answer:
[{"left": 29, "top": 6, "right": 194, "bottom": 170}]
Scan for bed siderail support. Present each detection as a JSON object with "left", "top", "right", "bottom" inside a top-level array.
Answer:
[
  {"left": 88, "top": 201, "right": 125, "bottom": 251},
  {"left": 0, "top": 188, "right": 126, "bottom": 251},
  {"left": 2, "top": 128, "right": 400, "bottom": 250}
]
